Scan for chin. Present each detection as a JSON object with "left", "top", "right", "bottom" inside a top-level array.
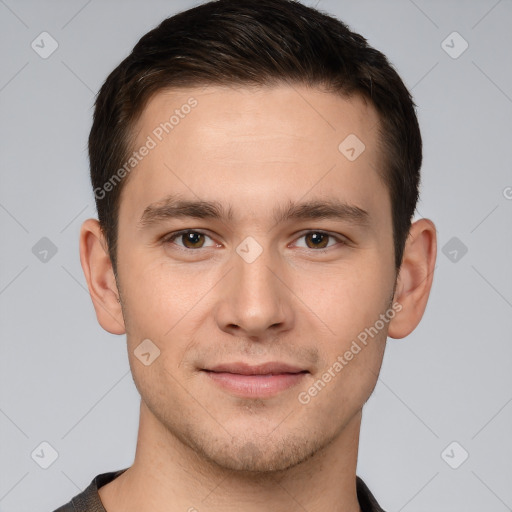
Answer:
[{"left": 179, "top": 426, "right": 329, "bottom": 474}]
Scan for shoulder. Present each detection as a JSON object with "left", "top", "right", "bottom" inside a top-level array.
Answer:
[
  {"left": 52, "top": 504, "right": 75, "bottom": 512},
  {"left": 356, "top": 476, "right": 387, "bottom": 512},
  {"left": 51, "top": 469, "right": 128, "bottom": 512}
]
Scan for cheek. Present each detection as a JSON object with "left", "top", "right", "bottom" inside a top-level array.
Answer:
[
  {"left": 118, "top": 255, "right": 209, "bottom": 330},
  {"left": 305, "top": 259, "right": 393, "bottom": 343},
  {"left": 118, "top": 257, "right": 217, "bottom": 375},
  {"left": 301, "top": 261, "right": 391, "bottom": 411},
  {"left": 128, "top": 356, "right": 185, "bottom": 430},
  {"left": 311, "top": 344, "right": 385, "bottom": 428}
]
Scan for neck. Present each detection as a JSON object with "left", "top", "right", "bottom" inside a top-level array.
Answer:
[{"left": 99, "top": 400, "right": 362, "bottom": 512}]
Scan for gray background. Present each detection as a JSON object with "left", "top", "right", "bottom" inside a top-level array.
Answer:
[{"left": 0, "top": 0, "right": 511, "bottom": 510}]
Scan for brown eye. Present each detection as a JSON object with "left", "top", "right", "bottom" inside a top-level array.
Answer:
[
  {"left": 165, "top": 230, "right": 216, "bottom": 249},
  {"left": 304, "top": 232, "right": 330, "bottom": 249},
  {"left": 180, "top": 232, "right": 205, "bottom": 249}
]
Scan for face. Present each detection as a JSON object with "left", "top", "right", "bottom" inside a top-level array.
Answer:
[{"left": 114, "top": 84, "right": 397, "bottom": 472}]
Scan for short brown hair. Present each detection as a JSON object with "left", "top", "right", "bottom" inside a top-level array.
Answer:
[{"left": 89, "top": 0, "right": 422, "bottom": 274}]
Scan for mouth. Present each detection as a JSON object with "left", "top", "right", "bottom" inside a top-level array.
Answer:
[{"left": 201, "top": 362, "right": 309, "bottom": 398}]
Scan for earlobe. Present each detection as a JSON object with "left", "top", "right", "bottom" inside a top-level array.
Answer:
[
  {"left": 388, "top": 218, "right": 437, "bottom": 339},
  {"left": 79, "top": 218, "right": 126, "bottom": 335}
]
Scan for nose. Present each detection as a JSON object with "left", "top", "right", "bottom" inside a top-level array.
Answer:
[{"left": 213, "top": 242, "right": 295, "bottom": 341}]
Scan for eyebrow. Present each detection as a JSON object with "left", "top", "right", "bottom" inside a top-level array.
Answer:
[{"left": 137, "top": 194, "right": 370, "bottom": 230}]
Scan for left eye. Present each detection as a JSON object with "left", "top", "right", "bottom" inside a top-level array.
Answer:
[
  {"left": 293, "top": 231, "right": 341, "bottom": 250},
  {"left": 163, "top": 230, "right": 343, "bottom": 250}
]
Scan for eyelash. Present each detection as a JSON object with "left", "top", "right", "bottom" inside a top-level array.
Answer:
[{"left": 161, "top": 229, "right": 347, "bottom": 251}]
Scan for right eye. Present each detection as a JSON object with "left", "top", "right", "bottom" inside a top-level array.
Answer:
[{"left": 162, "top": 230, "right": 220, "bottom": 250}]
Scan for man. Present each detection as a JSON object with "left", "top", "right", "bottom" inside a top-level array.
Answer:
[{"left": 55, "top": 0, "right": 436, "bottom": 510}]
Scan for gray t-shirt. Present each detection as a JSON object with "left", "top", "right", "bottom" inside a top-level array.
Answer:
[{"left": 53, "top": 469, "right": 387, "bottom": 511}]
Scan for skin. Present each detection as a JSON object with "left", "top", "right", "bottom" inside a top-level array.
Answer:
[{"left": 80, "top": 84, "right": 437, "bottom": 512}]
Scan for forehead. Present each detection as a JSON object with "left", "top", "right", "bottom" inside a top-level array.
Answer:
[
  {"left": 120, "top": 84, "right": 387, "bottom": 227},
  {"left": 135, "top": 84, "right": 380, "bottom": 150}
]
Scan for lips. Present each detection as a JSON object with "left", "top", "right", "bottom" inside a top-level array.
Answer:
[
  {"left": 202, "top": 362, "right": 308, "bottom": 398},
  {"left": 206, "top": 362, "right": 306, "bottom": 375}
]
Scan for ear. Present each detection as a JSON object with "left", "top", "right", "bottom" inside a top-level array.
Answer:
[
  {"left": 388, "top": 218, "right": 437, "bottom": 339},
  {"left": 79, "top": 218, "right": 126, "bottom": 335}
]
